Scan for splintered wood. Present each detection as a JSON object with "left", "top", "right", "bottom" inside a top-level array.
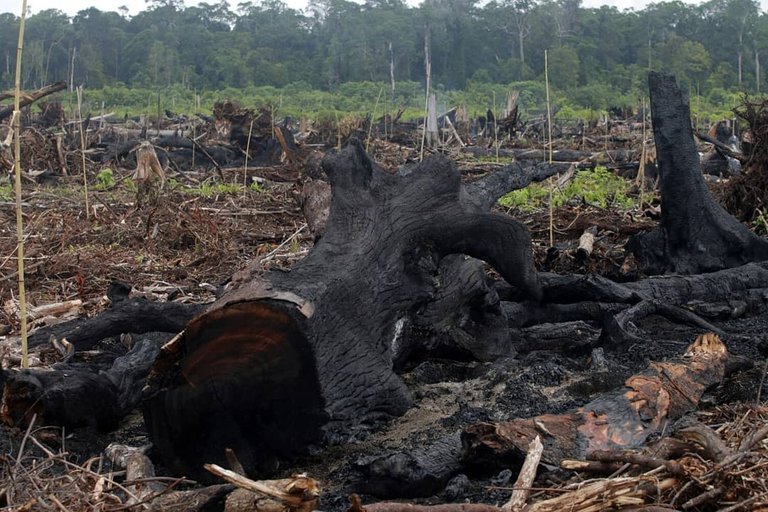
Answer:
[
  {"left": 206, "top": 464, "right": 320, "bottom": 512},
  {"left": 134, "top": 141, "right": 166, "bottom": 206},
  {"left": 463, "top": 333, "right": 728, "bottom": 466}
]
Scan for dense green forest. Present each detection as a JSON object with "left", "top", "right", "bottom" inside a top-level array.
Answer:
[{"left": 0, "top": 0, "right": 765, "bottom": 119}]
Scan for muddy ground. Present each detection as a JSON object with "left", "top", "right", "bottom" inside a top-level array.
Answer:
[{"left": 1, "top": 146, "right": 767, "bottom": 510}]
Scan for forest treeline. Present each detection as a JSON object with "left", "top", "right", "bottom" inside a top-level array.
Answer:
[{"left": 0, "top": 0, "right": 765, "bottom": 117}]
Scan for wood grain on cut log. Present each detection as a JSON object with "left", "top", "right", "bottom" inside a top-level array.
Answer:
[
  {"left": 143, "top": 140, "right": 557, "bottom": 480},
  {"left": 627, "top": 72, "right": 768, "bottom": 274},
  {"left": 462, "top": 333, "right": 728, "bottom": 468}
]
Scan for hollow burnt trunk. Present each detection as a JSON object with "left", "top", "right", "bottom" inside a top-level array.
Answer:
[{"left": 142, "top": 141, "right": 561, "bottom": 480}]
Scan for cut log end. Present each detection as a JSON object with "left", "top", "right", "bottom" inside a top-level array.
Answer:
[{"left": 143, "top": 300, "right": 327, "bottom": 481}]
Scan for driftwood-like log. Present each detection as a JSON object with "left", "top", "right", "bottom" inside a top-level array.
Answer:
[
  {"left": 502, "top": 435, "right": 543, "bottom": 511},
  {"left": 462, "top": 333, "right": 727, "bottom": 468},
  {"left": 627, "top": 72, "right": 768, "bottom": 274},
  {"left": 0, "top": 81, "right": 67, "bottom": 121},
  {"left": 142, "top": 140, "right": 547, "bottom": 480}
]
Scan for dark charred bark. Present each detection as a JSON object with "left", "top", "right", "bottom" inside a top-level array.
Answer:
[
  {"left": 0, "top": 332, "right": 171, "bottom": 431},
  {"left": 627, "top": 72, "right": 768, "bottom": 274},
  {"left": 27, "top": 297, "right": 201, "bottom": 350},
  {"left": 142, "top": 140, "right": 546, "bottom": 481},
  {"left": 461, "top": 333, "right": 728, "bottom": 469},
  {"left": 462, "top": 146, "right": 636, "bottom": 164},
  {"left": 352, "top": 433, "right": 463, "bottom": 498}
]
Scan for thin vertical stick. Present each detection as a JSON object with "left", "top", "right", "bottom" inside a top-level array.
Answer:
[
  {"left": 420, "top": 27, "right": 431, "bottom": 162},
  {"left": 243, "top": 117, "right": 254, "bottom": 196},
  {"left": 366, "top": 87, "right": 383, "bottom": 152},
  {"left": 493, "top": 90, "right": 499, "bottom": 163},
  {"left": 76, "top": 86, "right": 91, "bottom": 220},
  {"left": 334, "top": 110, "right": 341, "bottom": 151},
  {"left": 544, "top": 49, "right": 554, "bottom": 247},
  {"left": 638, "top": 96, "right": 647, "bottom": 198},
  {"left": 12, "top": 0, "right": 29, "bottom": 368}
]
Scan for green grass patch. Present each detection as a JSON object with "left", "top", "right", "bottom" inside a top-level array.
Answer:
[
  {"left": 0, "top": 183, "right": 12, "bottom": 201},
  {"left": 499, "top": 166, "right": 635, "bottom": 211},
  {"left": 180, "top": 181, "right": 243, "bottom": 197}
]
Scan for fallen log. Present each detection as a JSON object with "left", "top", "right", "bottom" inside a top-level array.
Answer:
[
  {"left": 0, "top": 81, "right": 67, "bottom": 121},
  {"left": 142, "top": 140, "right": 548, "bottom": 480},
  {"left": 461, "top": 333, "right": 727, "bottom": 468},
  {"left": 27, "top": 295, "right": 202, "bottom": 350},
  {"left": 627, "top": 72, "right": 768, "bottom": 274},
  {"left": 351, "top": 476, "right": 678, "bottom": 512},
  {"left": 463, "top": 147, "right": 636, "bottom": 164},
  {"left": 1, "top": 332, "right": 171, "bottom": 431}
]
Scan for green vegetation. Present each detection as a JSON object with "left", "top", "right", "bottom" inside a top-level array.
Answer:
[
  {"left": 0, "top": 182, "right": 12, "bottom": 201},
  {"left": 0, "top": 0, "right": 763, "bottom": 124},
  {"left": 95, "top": 168, "right": 115, "bottom": 190},
  {"left": 187, "top": 182, "right": 242, "bottom": 197},
  {"left": 754, "top": 208, "right": 768, "bottom": 235},
  {"left": 499, "top": 166, "right": 635, "bottom": 211}
]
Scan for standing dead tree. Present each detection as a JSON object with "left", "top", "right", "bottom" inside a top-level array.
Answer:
[{"left": 627, "top": 72, "right": 768, "bottom": 274}]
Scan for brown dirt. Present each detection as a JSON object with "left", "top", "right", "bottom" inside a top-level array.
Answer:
[{"left": 0, "top": 167, "right": 309, "bottom": 330}]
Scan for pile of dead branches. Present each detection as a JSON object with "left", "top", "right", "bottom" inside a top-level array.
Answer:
[
  {"left": 553, "top": 403, "right": 768, "bottom": 511},
  {"left": 349, "top": 401, "right": 768, "bottom": 512},
  {"left": 723, "top": 97, "right": 768, "bottom": 222}
]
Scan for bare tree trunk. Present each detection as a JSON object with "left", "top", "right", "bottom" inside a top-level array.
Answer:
[
  {"left": 389, "top": 41, "right": 395, "bottom": 98},
  {"left": 738, "top": 31, "right": 744, "bottom": 84},
  {"left": 756, "top": 47, "right": 761, "bottom": 92}
]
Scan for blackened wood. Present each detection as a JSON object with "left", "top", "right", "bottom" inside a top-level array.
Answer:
[
  {"left": 27, "top": 298, "right": 202, "bottom": 350},
  {"left": 463, "top": 161, "right": 572, "bottom": 211},
  {"left": 601, "top": 300, "right": 726, "bottom": 350},
  {"left": 462, "top": 147, "right": 636, "bottom": 164},
  {"left": 143, "top": 140, "right": 543, "bottom": 481},
  {"left": 352, "top": 433, "right": 462, "bottom": 499},
  {"left": 462, "top": 333, "right": 728, "bottom": 467},
  {"left": 511, "top": 321, "right": 602, "bottom": 355},
  {"left": 1, "top": 332, "right": 170, "bottom": 431},
  {"left": 627, "top": 72, "right": 768, "bottom": 274}
]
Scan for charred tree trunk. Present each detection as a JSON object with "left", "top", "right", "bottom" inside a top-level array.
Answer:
[
  {"left": 627, "top": 72, "right": 768, "bottom": 274},
  {"left": 142, "top": 141, "right": 562, "bottom": 481}
]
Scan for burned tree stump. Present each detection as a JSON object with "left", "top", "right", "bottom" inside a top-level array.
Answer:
[
  {"left": 627, "top": 72, "right": 768, "bottom": 274},
  {"left": 143, "top": 141, "right": 559, "bottom": 480}
]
